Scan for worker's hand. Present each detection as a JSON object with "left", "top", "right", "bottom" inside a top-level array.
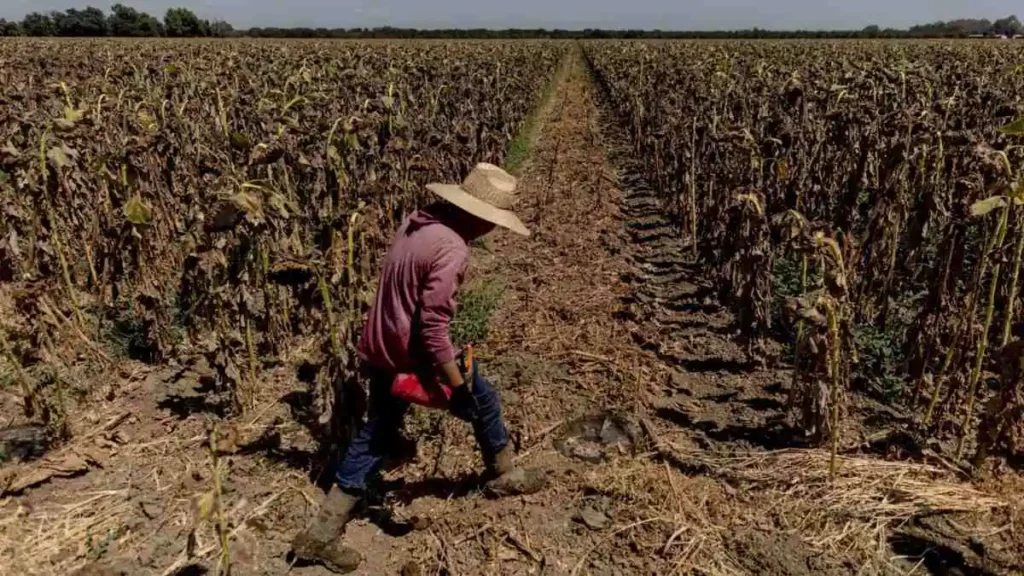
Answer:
[{"left": 439, "top": 360, "right": 466, "bottom": 388}]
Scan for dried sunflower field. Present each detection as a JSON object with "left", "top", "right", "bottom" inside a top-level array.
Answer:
[
  {"left": 1, "top": 38, "right": 1024, "bottom": 576},
  {"left": 0, "top": 39, "right": 563, "bottom": 434},
  {"left": 588, "top": 40, "right": 1024, "bottom": 468}
]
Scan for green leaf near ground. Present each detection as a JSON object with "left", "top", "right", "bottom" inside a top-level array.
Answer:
[
  {"left": 124, "top": 196, "right": 153, "bottom": 225},
  {"left": 999, "top": 117, "right": 1024, "bottom": 135},
  {"left": 451, "top": 280, "right": 505, "bottom": 348}
]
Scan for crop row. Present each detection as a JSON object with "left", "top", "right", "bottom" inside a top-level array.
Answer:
[
  {"left": 587, "top": 40, "right": 1024, "bottom": 468},
  {"left": 0, "top": 39, "right": 564, "bottom": 436}
]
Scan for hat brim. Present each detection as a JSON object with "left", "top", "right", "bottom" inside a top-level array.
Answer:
[{"left": 426, "top": 183, "right": 530, "bottom": 237}]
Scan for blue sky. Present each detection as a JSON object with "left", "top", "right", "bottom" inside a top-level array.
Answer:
[{"left": 1, "top": 0, "right": 1017, "bottom": 31}]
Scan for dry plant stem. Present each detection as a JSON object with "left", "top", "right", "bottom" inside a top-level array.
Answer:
[
  {"left": 958, "top": 207, "right": 1010, "bottom": 457},
  {"left": 215, "top": 88, "right": 229, "bottom": 139},
  {"left": 40, "top": 296, "right": 112, "bottom": 365},
  {"left": 346, "top": 208, "right": 361, "bottom": 321},
  {"left": 0, "top": 326, "right": 36, "bottom": 417},
  {"left": 826, "top": 300, "right": 842, "bottom": 480},
  {"left": 210, "top": 426, "right": 231, "bottom": 575},
  {"left": 281, "top": 286, "right": 291, "bottom": 333},
  {"left": 39, "top": 133, "right": 85, "bottom": 330},
  {"left": 318, "top": 276, "right": 342, "bottom": 357},
  {"left": 791, "top": 255, "right": 809, "bottom": 393},
  {"left": 1001, "top": 223, "right": 1024, "bottom": 348},
  {"left": 84, "top": 243, "right": 100, "bottom": 289},
  {"left": 158, "top": 491, "right": 287, "bottom": 576},
  {"left": 881, "top": 219, "right": 903, "bottom": 315},
  {"left": 925, "top": 218, "right": 998, "bottom": 427},
  {"left": 244, "top": 317, "right": 257, "bottom": 410},
  {"left": 912, "top": 231, "right": 958, "bottom": 408},
  {"left": 52, "top": 227, "right": 85, "bottom": 329},
  {"left": 429, "top": 530, "right": 456, "bottom": 576},
  {"left": 924, "top": 330, "right": 959, "bottom": 426}
]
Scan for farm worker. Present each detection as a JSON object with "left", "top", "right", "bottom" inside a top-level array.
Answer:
[{"left": 292, "top": 163, "right": 546, "bottom": 573}]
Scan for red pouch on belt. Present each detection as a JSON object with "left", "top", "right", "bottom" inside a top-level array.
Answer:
[
  {"left": 390, "top": 346, "right": 473, "bottom": 409},
  {"left": 390, "top": 373, "right": 453, "bottom": 409}
]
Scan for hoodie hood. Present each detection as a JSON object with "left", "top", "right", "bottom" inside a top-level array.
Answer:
[
  {"left": 406, "top": 204, "right": 448, "bottom": 234},
  {"left": 406, "top": 203, "right": 493, "bottom": 241}
]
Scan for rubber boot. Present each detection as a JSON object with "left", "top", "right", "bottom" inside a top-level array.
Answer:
[
  {"left": 485, "top": 444, "right": 547, "bottom": 497},
  {"left": 291, "top": 486, "right": 364, "bottom": 573}
]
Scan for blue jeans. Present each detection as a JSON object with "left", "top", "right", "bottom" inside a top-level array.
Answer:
[{"left": 335, "top": 359, "right": 509, "bottom": 493}]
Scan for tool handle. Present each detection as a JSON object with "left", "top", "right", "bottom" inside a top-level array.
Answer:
[{"left": 458, "top": 344, "right": 474, "bottom": 391}]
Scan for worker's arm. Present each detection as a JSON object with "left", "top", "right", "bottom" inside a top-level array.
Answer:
[{"left": 420, "top": 239, "right": 469, "bottom": 388}]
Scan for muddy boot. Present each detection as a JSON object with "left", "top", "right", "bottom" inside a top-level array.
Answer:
[
  {"left": 485, "top": 444, "right": 547, "bottom": 497},
  {"left": 291, "top": 486, "right": 364, "bottom": 573}
]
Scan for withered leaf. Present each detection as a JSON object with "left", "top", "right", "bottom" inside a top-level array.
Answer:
[
  {"left": 63, "top": 106, "right": 86, "bottom": 123},
  {"left": 250, "top": 145, "right": 284, "bottom": 166},
  {"left": 970, "top": 196, "right": 1007, "bottom": 217},
  {"left": 327, "top": 145, "right": 342, "bottom": 165},
  {"left": 265, "top": 191, "right": 295, "bottom": 219},
  {"left": 194, "top": 490, "right": 216, "bottom": 522},
  {"left": 212, "top": 423, "right": 241, "bottom": 455},
  {"left": 998, "top": 117, "right": 1024, "bottom": 136},
  {"left": 124, "top": 196, "right": 154, "bottom": 226},
  {"left": 230, "top": 191, "right": 262, "bottom": 215},
  {"left": 46, "top": 146, "right": 74, "bottom": 169},
  {"left": 137, "top": 110, "right": 158, "bottom": 133},
  {"left": 345, "top": 131, "right": 360, "bottom": 151},
  {"left": 55, "top": 107, "right": 85, "bottom": 131},
  {"left": 775, "top": 159, "right": 790, "bottom": 181},
  {"left": 269, "top": 259, "right": 313, "bottom": 286},
  {"left": 205, "top": 192, "right": 261, "bottom": 233},
  {"left": 1, "top": 454, "right": 90, "bottom": 496},
  {"left": 229, "top": 132, "right": 252, "bottom": 151}
]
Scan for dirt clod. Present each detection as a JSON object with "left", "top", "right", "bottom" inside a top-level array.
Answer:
[
  {"left": 555, "top": 413, "right": 636, "bottom": 463},
  {"left": 71, "top": 561, "right": 133, "bottom": 576},
  {"left": 400, "top": 560, "right": 423, "bottom": 576},
  {"left": 573, "top": 506, "right": 609, "bottom": 530},
  {"left": 409, "top": 515, "right": 432, "bottom": 531},
  {"left": 729, "top": 529, "right": 848, "bottom": 576},
  {"left": 138, "top": 498, "right": 163, "bottom": 520}
]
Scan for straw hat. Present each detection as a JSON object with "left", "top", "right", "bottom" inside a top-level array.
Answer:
[{"left": 426, "top": 163, "right": 530, "bottom": 237}]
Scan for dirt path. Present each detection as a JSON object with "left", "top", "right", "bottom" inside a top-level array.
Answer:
[
  {"left": 338, "top": 48, "right": 669, "bottom": 575},
  {"left": 2, "top": 47, "right": 1023, "bottom": 576}
]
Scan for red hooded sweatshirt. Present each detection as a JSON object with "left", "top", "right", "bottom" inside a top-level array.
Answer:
[{"left": 357, "top": 207, "right": 469, "bottom": 374}]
